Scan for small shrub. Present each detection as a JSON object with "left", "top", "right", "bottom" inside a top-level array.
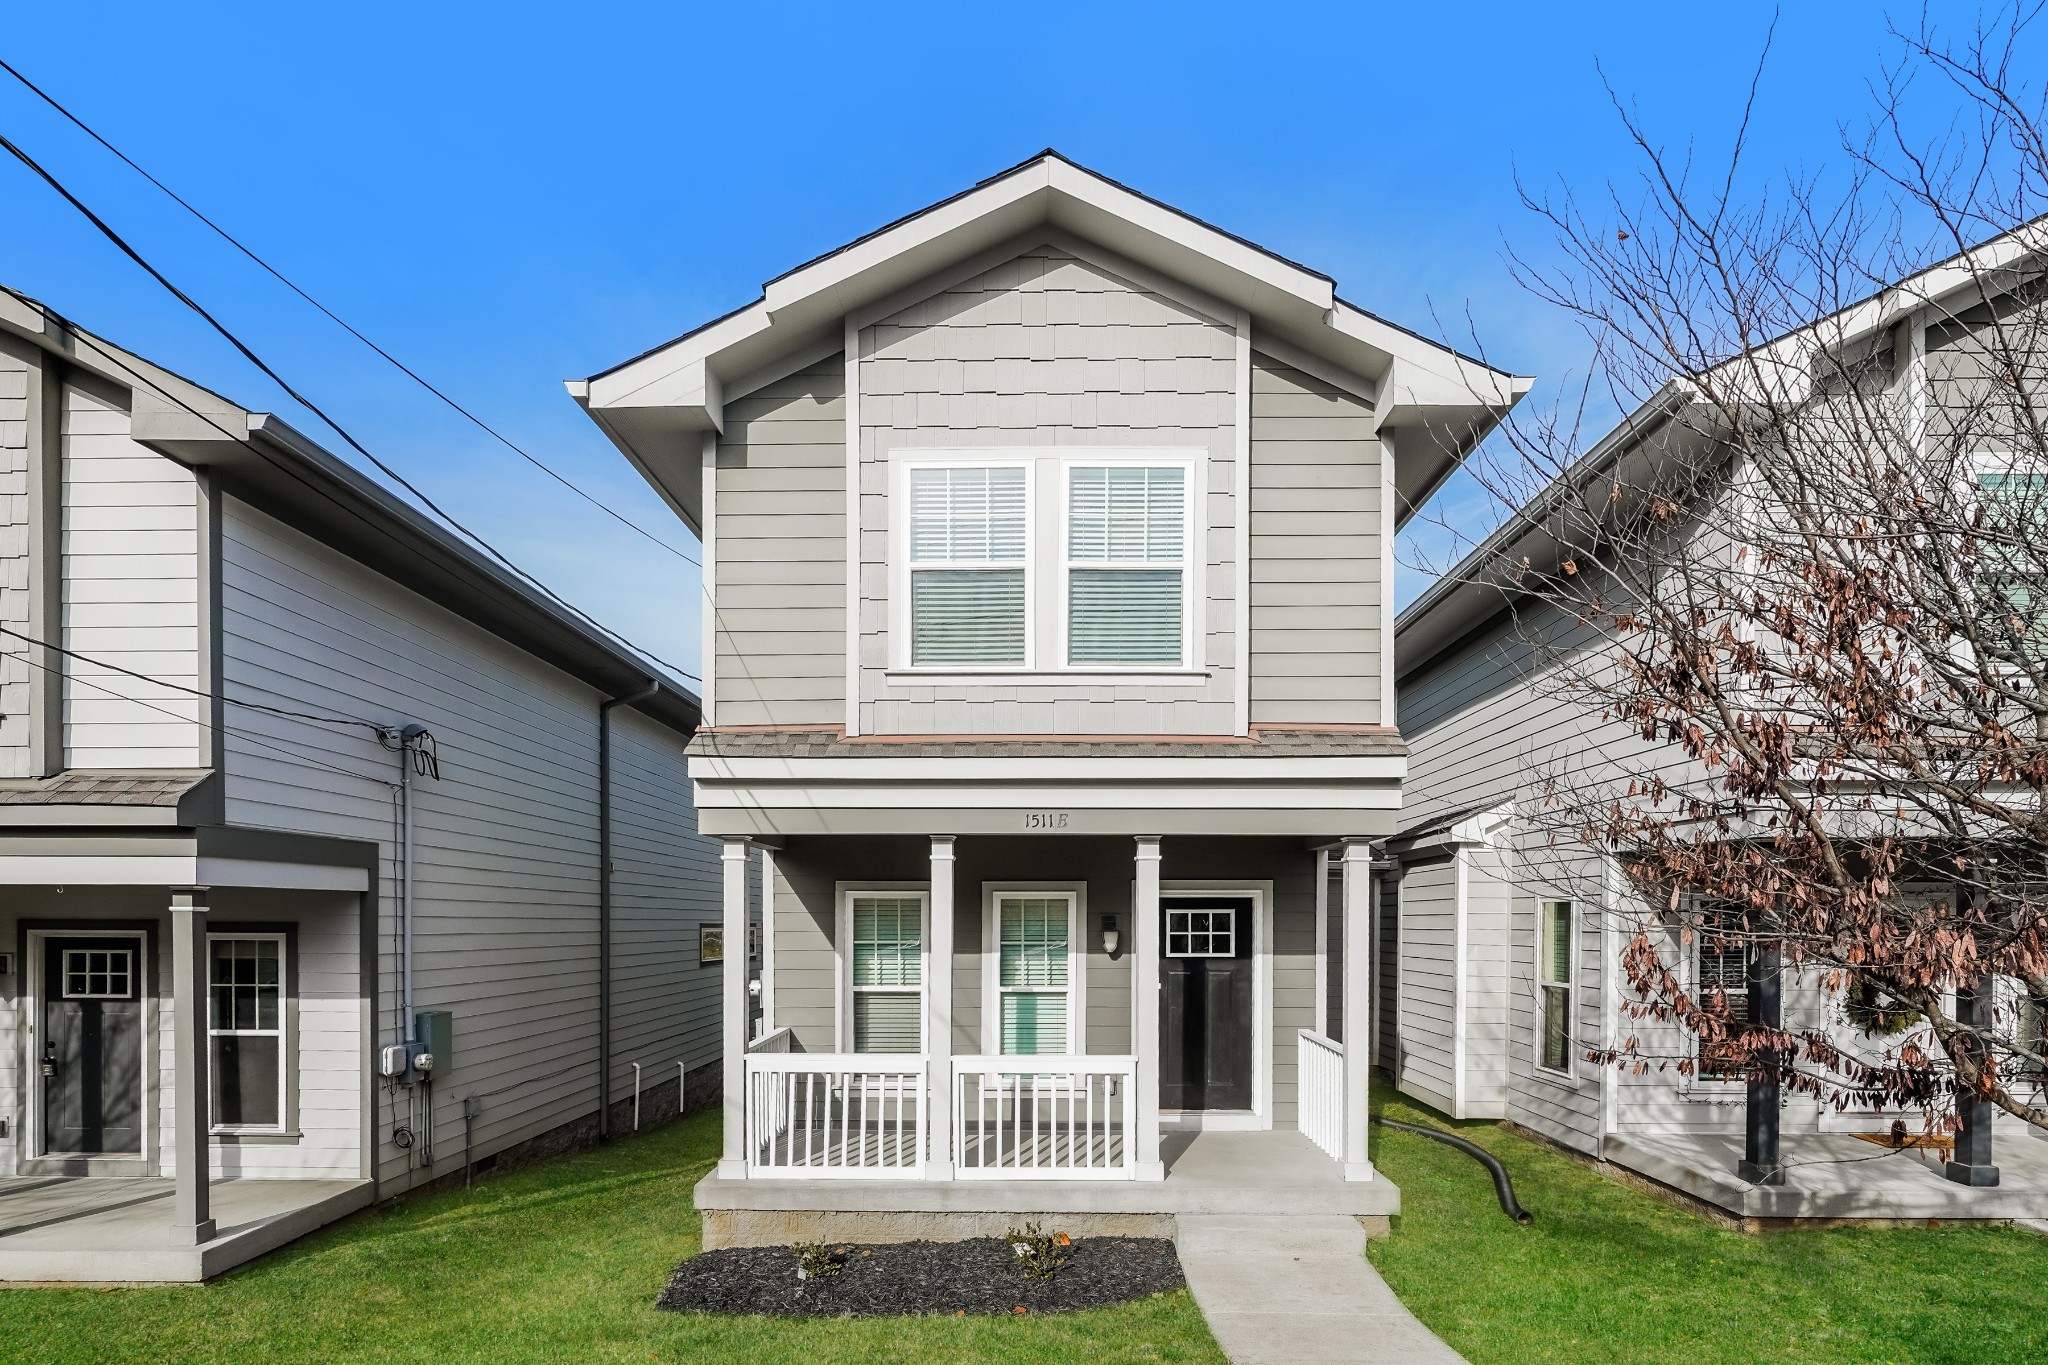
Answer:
[
  {"left": 790, "top": 1241, "right": 843, "bottom": 1282},
  {"left": 1004, "top": 1222, "right": 1071, "bottom": 1281}
]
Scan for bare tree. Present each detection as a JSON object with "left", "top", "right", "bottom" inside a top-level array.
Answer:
[{"left": 1441, "top": 7, "right": 2048, "bottom": 1135}]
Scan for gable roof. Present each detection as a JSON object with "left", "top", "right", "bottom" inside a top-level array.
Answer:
[
  {"left": 569, "top": 150, "right": 1531, "bottom": 535},
  {"left": 1393, "top": 218, "right": 2048, "bottom": 686},
  {"left": 0, "top": 285, "right": 700, "bottom": 736}
]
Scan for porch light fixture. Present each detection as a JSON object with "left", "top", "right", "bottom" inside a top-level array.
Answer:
[{"left": 1100, "top": 914, "right": 1120, "bottom": 958}]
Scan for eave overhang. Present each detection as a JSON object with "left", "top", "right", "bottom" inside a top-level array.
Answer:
[{"left": 572, "top": 151, "right": 1530, "bottom": 533}]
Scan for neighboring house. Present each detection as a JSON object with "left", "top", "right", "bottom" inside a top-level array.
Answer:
[
  {"left": 573, "top": 151, "right": 1528, "bottom": 1244},
  {"left": 1387, "top": 240, "right": 2048, "bottom": 1222},
  {"left": 0, "top": 286, "right": 725, "bottom": 1281}
]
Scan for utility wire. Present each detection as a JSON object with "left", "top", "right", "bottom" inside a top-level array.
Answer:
[
  {"left": 0, "top": 622, "right": 385, "bottom": 734},
  {"left": 0, "top": 56, "right": 700, "bottom": 569},
  {"left": 0, "top": 135, "right": 698, "bottom": 683}
]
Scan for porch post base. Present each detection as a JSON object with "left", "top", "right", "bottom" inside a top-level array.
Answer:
[
  {"left": 924, "top": 1159, "right": 955, "bottom": 1180},
  {"left": 1342, "top": 1160, "right": 1377, "bottom": 1183},
  {"left": 169, "top": 1218, "right": 217, "bottom": 1247},
  {"left": 1944, "top": 1160, "right": 2000, "bottom": 1187},
  {"left": 1736, "top": 1159, "right": 1784, "bottom": 1187},
  {"left": 716, "top": 1157, "right": 748, "bottom": 1181},
  {"left": 1133, "top": 1160, "right": 1165, "bottom": 1182}
]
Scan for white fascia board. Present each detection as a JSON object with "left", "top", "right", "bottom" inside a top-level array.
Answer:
[
  {"left": 687, "top": 754, "right": 1406, "bottom": 782},
  {"left": 0, "top": 856, "right": 368, "bottom": 890},
  {"left": 691, "top": 780, "right": 1403, "bottom": 811}
]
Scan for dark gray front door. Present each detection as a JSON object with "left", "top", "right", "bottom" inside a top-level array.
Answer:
[
  {"left": 41, "top": 937, "right": 145, "bottom": 1156},
  {"left": 1159, "top": 896, "right": 1254, "bottom": 1110}
]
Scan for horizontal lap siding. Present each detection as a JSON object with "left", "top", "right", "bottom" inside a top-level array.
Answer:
[
  {"left": 609, "top": 708, "right": 723, "bottom": 1091},
  {"left": 715, "top": 361, "right": 847, "bottom": 727},
  {"left": 218, "top": 499, "right": 710, "bottom": 1189},
  {"left": 1462, "top": 847, "right": 1511, "bottom": 1117},
  {"left": 1393, "top": 855, "right": 1457, "bottom": 1112},
  {"left": 1248, "top": 358, "right": 1380, "bottom": 725},
  {"left": 859, "top": 247, "right": 1238, "bottom": 735},
  {"left": 0, "top": 348, "right": 28, "bottom": 775},
  {"left": 62, "top": 383, "right": 202, "bottom": 767}
]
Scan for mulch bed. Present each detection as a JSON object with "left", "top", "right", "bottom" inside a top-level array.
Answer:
[{"left": 657, "top": 1235, "right": 1184, "bottom": 1317}]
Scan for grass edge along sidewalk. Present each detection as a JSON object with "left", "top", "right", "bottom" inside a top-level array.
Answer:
[
  {"left": 1367, "top": 1089, "right": 2048, "bottom": 1365},
  {"left": 0, "top": 1109, "right": 1223, "bottom": 1365}
]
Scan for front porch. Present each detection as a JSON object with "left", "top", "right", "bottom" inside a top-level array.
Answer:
[
  {"left": 1608, "top": 1130, "right": 2048, "bottom": 1223},
  {"left": 0, "top": 1175, "right": 373, "bottom": 1282},
  {"left": 697, "top": 1126, "right": 1398, "bottom": 1248}
]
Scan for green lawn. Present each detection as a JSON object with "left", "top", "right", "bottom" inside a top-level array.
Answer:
[
  {"left": 1, "top": 1110, "right": 1223, "bottom": 1365},
  {"left": 1368, "top": 1090, "right": 2048, "bottom": 1365}
]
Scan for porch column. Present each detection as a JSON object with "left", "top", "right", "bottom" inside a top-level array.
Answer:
[
  {"left": 1340, "top": 840, "right": 1374, "bottom": 1181},
  {"left": 169, "top": 887, "right": 215, "bottom": 1245},
  {"left": 1948, "top": 973, "right": 2001, "bottom": 1187},
  {"left": 1132, "top": 836, "right": 1165, "bottom": 1180},
  {"left": 1738, "top": 943, "right": 1785, "bottom": 1185},
  {"left": 716, "top": 838, "right": 750, "bottom": 1180},
  {"left": 925, "top": 836, "right": 956, "bottom": 1177}
]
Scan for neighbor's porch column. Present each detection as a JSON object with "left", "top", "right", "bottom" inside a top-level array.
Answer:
[
  {"left": 1738, "top": 943, "right": 1785, "bottom": 1185},
  {"left": 925, "top": 836, "right": 956, "bottom": 1178},
  {"left": 169, "top": 886, "right": 216, "bottom": 1245},
  {"left": 1132, "top": 836, "right": 1165, "bottom": 1180},
  {"left": 1949, "top": 973, "right": 2001, "bottom": 1187},
  {"left": 717, "top": 838, "right": 751, "bottom": 1179},
  {"left": 1341, "top": 839, "right": 1375, "bottom": 1181}
]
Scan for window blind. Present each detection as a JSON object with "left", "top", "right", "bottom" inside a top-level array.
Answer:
[
  {"left": 912, "top": 569, "right": 1026, "bottom": 665},
  {"left": 851, "top": 896, "right": 922, "bottom": 1054},
  {"left": 998, "top": 896, "right": 1069, "bottom": 1055},
  {"left": 909, "top": 466, "right": 1027, "bottom": 665},
  {"left": 1539, "top": 901, "right": 1571, "bottom": 1073},
  {"left": 1067, "top": 466, "right": 1186, "bottom": 666}
]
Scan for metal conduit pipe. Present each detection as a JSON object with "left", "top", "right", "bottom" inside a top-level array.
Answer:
[
  {"left": 598, "top": 679, "right": 660, "bottom": 1140},
  {"left": 1376, "top": 1116, "right": 1533, "bottom": 1224}
]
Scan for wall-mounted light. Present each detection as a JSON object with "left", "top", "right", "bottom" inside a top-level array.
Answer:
[{"left": 1101, "top": 914, "right": 1121, "bottom": 958}]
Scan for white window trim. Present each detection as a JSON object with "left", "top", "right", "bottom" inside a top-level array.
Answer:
[
  {"left": 884, "top": 447, "right": 1207, "bottom": 678},
  {"left": 979, "top": 883, "right": 1087, "bottom": 1056},
  {"left": 834, "top": 883, "right": 931, "bottom": 1055},
  {"left": 60, "top": 946, "right": 135, "bottom": 1000},
  {"left": 23, "top": 928, "right": 153, "bottom": 1163},
  {"left": 1058, "top": 453, "right": 1200, "bottom": 672},
  {"left": 207, "top": 931, "right": 288, "bottom": 1136},
  {"left": 1534, "top": 899, "right": 1574, "bottom": 1079},
  {"left": 889, "top": 454, "right": 1036, "bottom": 673}
]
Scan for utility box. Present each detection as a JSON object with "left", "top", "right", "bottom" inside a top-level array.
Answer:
[{"left": 414, "top": 1009, "right": 454, "bottom": 1077}]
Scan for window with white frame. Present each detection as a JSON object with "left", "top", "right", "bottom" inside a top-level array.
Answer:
[
  {"left": 1065, "top": 464, "right": 1189, "bottom": 666},
  {"left": 1971, "top": 456, "right": 2048, "bottom": 649},
  {"left": 1538, "top": 900, "right": 1573, "bottom": 1074},
  {"left": 62, "top": 947, "right": 133, "bottom": 999},
  {"left": 1166, "top": 906, "right": 1234, "bottom": 958},
  {"left": 993, "top": 894, "right": 1074, "bottom": 1055},
  {"left": 847, "top": 894, "right": 924, "bottom": 1053},
  {"left": 1694, "top": 909, "right": 1750, "bottom": 1082},
  {"left": 908, "top": 465, "right": 1028, "bottom": 666},
  {"left": 209, "top": 935, "right": 286, "bottom": 1131}
]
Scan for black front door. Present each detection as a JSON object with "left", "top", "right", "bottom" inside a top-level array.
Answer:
[
  {"left": 41, "top": 937, "right": 145, "bottom": 1156},
  {"left": 1159, "top": 896, "right": 1253, "bottom": 1110}
]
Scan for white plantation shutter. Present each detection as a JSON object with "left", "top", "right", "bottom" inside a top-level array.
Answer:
[
  {"left": 909, "top": 466, "right": 1027, "bottom": 665},
  {"left": 997, "top": 896, "right": 1071, "bottom": 1055},
  {"left": 1066, "top": 466, "right": 1187, "bottom": 665},
  {"left": 850, "top": 895, "right": 923, "bottom": 1053}
]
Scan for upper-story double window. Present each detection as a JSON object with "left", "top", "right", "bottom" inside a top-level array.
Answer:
[{"left": 900, "top": 454, "right": 1197, "bottom": 672}]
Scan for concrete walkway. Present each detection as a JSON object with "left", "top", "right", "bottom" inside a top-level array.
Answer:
[{"left": 1176, "top": 1214, "right": 1464, "bottom": 1364}]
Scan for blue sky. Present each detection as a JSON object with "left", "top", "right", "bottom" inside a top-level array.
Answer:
[{"left": 0, "top": 1, "right": 1916, "bottom": 679}]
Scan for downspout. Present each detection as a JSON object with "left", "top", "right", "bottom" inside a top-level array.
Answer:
[{"left": 598, "top": 679, "right": 660, "bottom": 1140}]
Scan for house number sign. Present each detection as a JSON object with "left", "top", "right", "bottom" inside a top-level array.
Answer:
[{"left": 1022, "top": 812, "right": 1071, "bottom": 830}]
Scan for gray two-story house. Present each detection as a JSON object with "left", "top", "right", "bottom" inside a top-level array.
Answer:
[{"left": 574, "top": 151, "right": 1527, "bottom": 1243}]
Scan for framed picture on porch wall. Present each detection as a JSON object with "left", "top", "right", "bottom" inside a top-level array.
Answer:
[{"left": 699, "top": 922, "right": 724, "bottom": 966}]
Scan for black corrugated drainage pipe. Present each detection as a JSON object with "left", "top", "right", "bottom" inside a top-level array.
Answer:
[
  {"left": 598, "top": 679, "right": 660, "bottom": 1140},
  {"left": 1376, "top": 1116, "right": 1533, "bottom": 1223}
]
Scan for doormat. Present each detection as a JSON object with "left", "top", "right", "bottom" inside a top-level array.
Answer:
[
  {"left": 658, "top": 1235, "right": 1183, "bottom": 1317},
  {"left": 1848, "top": 1131, "right": 1955, "bottom": 1151}
]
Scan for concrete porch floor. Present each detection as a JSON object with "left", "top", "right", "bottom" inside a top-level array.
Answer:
[
  {"left": 697, "top": 1129, "right": 1399, "bottom": 1248},
  {"left": 1608, "top": 1130, "right": 2048, "bottom": 1223},
  {"left": 0, "top": 1176, "right": 375, "bottom": 1282}
]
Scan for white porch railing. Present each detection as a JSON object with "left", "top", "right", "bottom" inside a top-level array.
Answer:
[
  {"left": 952, "top": 1055, "right": 1136, "bottom": 1179},
  {"left": 748, "top": 1026, "right": 794, "bottom": 1055},
  {"left": 742, "top": 1053, "right": 926, "bottom": 1178},
  {"left": 1298, "top": 1029, "right": 1344, "bottom": 1162}
]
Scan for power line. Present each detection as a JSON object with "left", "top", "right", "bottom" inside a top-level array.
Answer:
[
  {"left": 0, "top": 133, "right": 698, "bottom": 684},
  {"left": 0, "top": 56, "right": 700, "bottom": 570},
  {"left": 0, "top": 622, "right": 385, "bottom": 734}
]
